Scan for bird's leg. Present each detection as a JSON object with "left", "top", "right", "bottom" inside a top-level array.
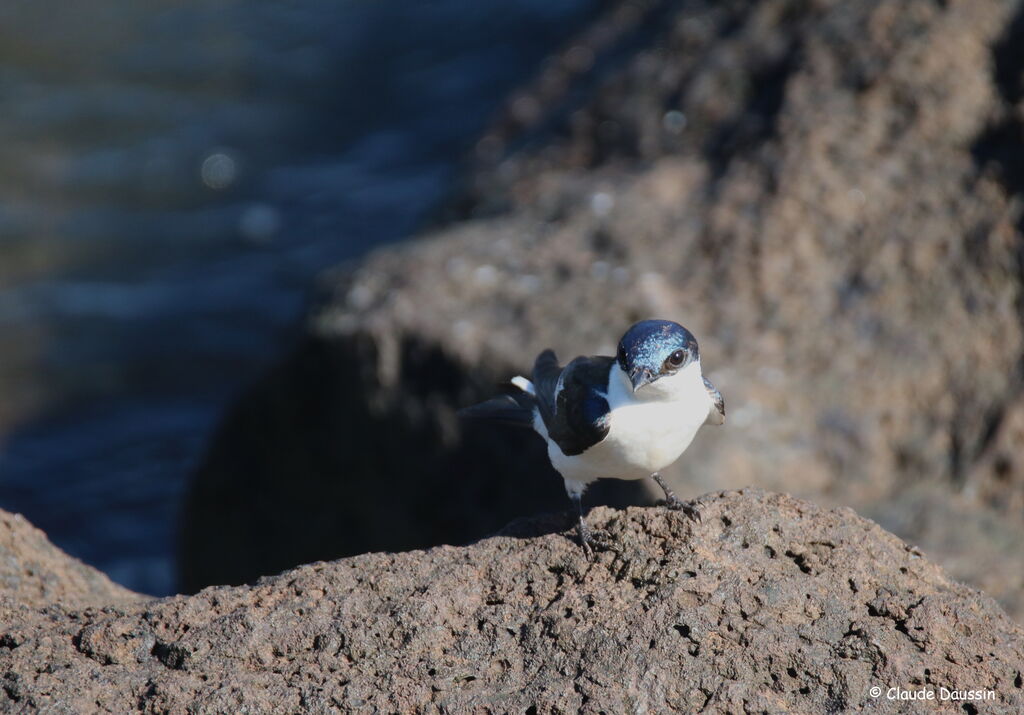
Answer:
[
  {"left": 652, "top": 472, "right": 701, "bottom": 522},
  {"left": 569, "top": 492, "right": 595, "bottom": 558}
]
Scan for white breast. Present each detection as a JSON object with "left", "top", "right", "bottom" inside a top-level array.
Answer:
[{"left": 545, "top": 360, "right": 712, "bottom": 485}]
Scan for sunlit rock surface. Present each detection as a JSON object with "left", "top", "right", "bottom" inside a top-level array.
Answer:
[
  {"left": 0, "top": 510, "right": 137, "bottom": 610},
  {"left": 5, "top": 492, "right": 1024, "bottom": 712}
]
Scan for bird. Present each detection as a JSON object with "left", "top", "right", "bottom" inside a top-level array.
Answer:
[{"left": 460, "top": 319, "right": 725, "bottom": 555}]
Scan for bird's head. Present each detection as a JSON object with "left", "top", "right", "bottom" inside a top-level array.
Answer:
[{"left": 616, "top": 319, "right": 699, "bottom": 393}]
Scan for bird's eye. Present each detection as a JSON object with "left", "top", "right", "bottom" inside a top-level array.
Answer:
[{"left": 666, "top": 349, "right": 685, "bottom": 368}]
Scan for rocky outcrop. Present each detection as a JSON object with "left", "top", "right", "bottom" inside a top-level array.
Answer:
[
  {"left": 6, "top": 492, "right": 1024, "bottom": 712},
  {"left": 0, "top": 510, "right": 137, "bottom": 610},
  {"left": 180, "top": 0, "right": 1024, "bottom": 613}
]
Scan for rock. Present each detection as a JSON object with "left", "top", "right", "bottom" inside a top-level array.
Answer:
[
  {"left": 181, "top": 0, "right": 1024, "bottom": 613},
  {"left": 967, "top": 394, "right": 1024, "bottom": 520},
  {"left": 877, "top": 395, "right": 1024, "bottom": 622},
  {"left": 5, "top": 491, "right": 1024, "bottom": 713},
  {"left": 0, "top": 510, "right": 137, "bottom": 610}
]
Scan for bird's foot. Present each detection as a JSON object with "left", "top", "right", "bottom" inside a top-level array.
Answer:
[
  {"left": 574, "top": 518, "right": 618, "bottom": 559},
  {"left": 589, "top": 528, "right": 618, "bottom": 552},
  {"left": 577, "top": 517, "right": 594, "bottom": 559},
  {"left": 665, "top": 496, "right": 702, "bottom": 523},
  {"left": 652, "top": 472, "right": 701, "bottom": 522}
]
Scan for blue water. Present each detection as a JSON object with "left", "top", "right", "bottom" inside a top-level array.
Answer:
[{"left": 0, "top": 0, "right": 603, "bottom": 595}]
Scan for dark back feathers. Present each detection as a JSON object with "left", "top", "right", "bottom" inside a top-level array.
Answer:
[{"left": 532, "top": 350, "right": 613, "bottom": 456}]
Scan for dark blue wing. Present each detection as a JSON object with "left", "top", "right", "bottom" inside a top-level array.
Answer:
[
  {"left": 533, "top": 352, "right": 613, "bottom": 456},
  {"left": 531, "top": 349, "right": 562, "bottom": 429}
]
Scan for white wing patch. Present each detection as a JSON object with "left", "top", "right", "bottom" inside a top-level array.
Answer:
[{"left": 511, "top": 376, "right": 535, "bottom": 396}]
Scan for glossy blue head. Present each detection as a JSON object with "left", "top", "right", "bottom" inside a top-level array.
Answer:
[{"left": 616, "top": 319, "right": 699, "bottom": 392}]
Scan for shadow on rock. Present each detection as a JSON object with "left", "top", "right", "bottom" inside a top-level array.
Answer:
[{"left": 178, "top": 334, "right": 650, "bottom": 592}]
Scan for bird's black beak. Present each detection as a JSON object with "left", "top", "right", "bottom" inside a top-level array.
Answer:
[{"left": 628, "top": 367, "right": 654, "bottom": 392}]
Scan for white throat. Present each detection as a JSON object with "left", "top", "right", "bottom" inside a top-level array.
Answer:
[{"left": 609, "top": 359, "right": 706, "bottom": 405}]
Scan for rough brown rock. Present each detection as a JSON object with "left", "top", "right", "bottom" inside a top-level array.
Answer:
[
  {"left": 0, "top": 510, "right": 137, "bottom": 610},
  {"left": 5, "top": 491, "right": 1024, "bottom": 713},
  {"left": 181, "top": 0, "right": 1024, "bottom": 616}
]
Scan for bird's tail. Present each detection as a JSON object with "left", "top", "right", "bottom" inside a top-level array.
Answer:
[{"left": 458, "top": 377, "right": 536, "bottom": 428}]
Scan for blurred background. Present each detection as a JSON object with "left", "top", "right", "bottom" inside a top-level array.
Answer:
[
  {"left": 1, "top": 0, "right": 1023, "bottom": 621},
  {"left": 0, "top": 0, "right": 613, "bottom": 595}
]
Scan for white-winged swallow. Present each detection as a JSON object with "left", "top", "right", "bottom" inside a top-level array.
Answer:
[{"left": 461, "top": 319, "right": 725, "bottom": 555}]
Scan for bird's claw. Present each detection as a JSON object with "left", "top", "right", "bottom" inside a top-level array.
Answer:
[
  {"left": 666, "top": 496, "right": 702, "bottom": 523},
  {"left": 579, "top": 534, "right": 594, "bottom": 560},
  {"left": 589, "top": 528, "right": 617, "bottom": 552},
  {"left": 652, "top": 473, "right": 701, "bottom": 523},
  {"left": 575, "top": 516, "right": 595, "bottom": 559},
  {"left": 576, "top": 522, "right": 617, "bottom": 559}
]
